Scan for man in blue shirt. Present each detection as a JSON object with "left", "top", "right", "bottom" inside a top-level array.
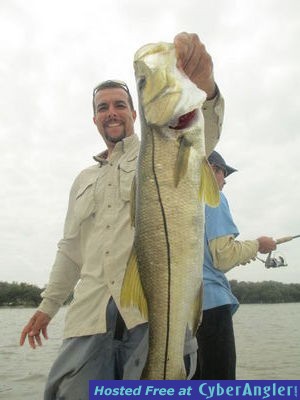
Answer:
[{"left": 193, "top": 151, "right": 277, "bottom": 379}]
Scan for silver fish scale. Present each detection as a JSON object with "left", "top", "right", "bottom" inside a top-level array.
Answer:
[{"left": 135, "top": 126, "right": 204, "bottom": 379}]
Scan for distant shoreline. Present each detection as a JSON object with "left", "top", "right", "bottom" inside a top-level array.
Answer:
[{"left": 1, "top": 280, "right": 300, "bottom": 306}]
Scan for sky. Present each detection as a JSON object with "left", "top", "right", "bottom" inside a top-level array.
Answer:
[{"left": 0, "top": 0, "right": 299, "bottom": 287}]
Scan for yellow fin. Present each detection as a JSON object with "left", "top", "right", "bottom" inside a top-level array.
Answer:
[
  {"left": 199, "top": 158, "right": 220, "bottom": 206},
  {"left": 130, "top": 176, "right": 136, "bottom": 227},
  {"left": 120, "top": 245, "right": 148, "bottom": 319},
  {"left": 174, "top": 136, "right": 192, "bottom": 187}
]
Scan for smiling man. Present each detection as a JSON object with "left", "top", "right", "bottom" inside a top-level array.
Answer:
[{"left": 93, "top": 81, "right": 137, "bottom": 153}]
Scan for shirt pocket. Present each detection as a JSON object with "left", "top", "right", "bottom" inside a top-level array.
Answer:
[
  {"left": 118, "top": 157, "right": 137, "bottom": 202},
  {"left": 74, "top": 177, "right": 97, "bottom": 224}
]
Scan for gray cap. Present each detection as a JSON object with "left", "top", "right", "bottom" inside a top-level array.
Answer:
[{"left": 208, "top": 151, "right": 237, "bottom": 177}]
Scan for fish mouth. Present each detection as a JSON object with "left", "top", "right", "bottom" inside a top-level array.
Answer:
[
  {"left": 169, "top": 109, "right": 198, "bottom": 130},
  {"left": 134, "top": 42, "right": 206, "bottom": 127}
]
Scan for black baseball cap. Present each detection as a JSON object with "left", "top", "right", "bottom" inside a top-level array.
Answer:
[{"left": 208, "top": 151, "right": 237, "bottom": 177}]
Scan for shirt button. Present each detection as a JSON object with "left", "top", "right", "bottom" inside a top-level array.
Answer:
[
  {"left": 108, "top": 204, "right": 111, "bottom": 208},
  {"left": 106, "top": 225, "right": 111, "bottom": 229},
  {"left": 108, "top": 183, "right": 112, "bottom": 186},
  {"left": 105, "top": 251, "right": 110, "bottom": 255}
]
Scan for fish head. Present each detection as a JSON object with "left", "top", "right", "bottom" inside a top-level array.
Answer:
[{"left": 134, "top": 42, "right": 207, "bottom": 131}]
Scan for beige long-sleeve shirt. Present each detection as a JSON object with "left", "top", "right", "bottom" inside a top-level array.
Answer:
[
  {"left": 209, "top": 235, "right": 259, "bottom": 272},
  {"left": 38, "top": 93, "right": 224, "bottom": 339}
]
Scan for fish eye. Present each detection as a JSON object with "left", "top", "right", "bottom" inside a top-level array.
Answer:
[{"left": 138, "top": 77, "right": 146, "bottom": 91}]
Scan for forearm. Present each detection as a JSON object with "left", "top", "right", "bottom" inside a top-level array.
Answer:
[
  {"left": 209, "top": 235, "right": 259, "bottom": 272},
  {"left": 38, "top": 249, "right": 81, "bottom": 318},
  {"left": 38, "top": 175, "right": 83, "bottom": 318},
  {"left": 203, "top": 87, "right": 224, "bottom": 156}
]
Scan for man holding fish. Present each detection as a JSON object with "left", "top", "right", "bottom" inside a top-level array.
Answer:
[{"left": 20, "top": 32, "right": 224, "bottom": 397}]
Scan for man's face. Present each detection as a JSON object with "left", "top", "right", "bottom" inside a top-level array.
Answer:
[
  {"left": 211, "top": 165, "right": 226, "bottom": 191},
  {"left": 93, "top": 88, "right": 137, "bottom": 151}
]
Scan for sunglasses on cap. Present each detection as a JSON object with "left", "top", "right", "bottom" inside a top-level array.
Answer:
[
  {"left": 92, "top": 80, "right": 134, "bottom": 112},
  {"left": 93, "top": 80, "right": 130, "bottom": 98}
]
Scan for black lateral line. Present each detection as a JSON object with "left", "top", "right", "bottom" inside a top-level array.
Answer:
[{"left": 151, "top": 131, "right": 171, "bottom": 380}]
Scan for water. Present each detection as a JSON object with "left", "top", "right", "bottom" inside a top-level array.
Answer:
[
  {"left": 0, "top": 304, "right": 299, "bottom": 399},
  {"left": 234, "top": 303, "right": 300, "bottom": 380},
  {"left": 0, "top": 307, "right": 66, "bottom": 399}
]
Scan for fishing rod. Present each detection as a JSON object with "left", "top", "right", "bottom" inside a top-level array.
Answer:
[
  {"left": 257, "top": 234, "right": 300, "bottom": 268},
  {"left": 275, "top": 234, "right": 300, "bottom": 244}
]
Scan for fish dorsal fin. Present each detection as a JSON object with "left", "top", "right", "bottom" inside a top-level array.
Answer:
[
  {"left": 130, "top": 175, "right": 136, "bottom": 227},
  {"left": 120, "top": 245, "right": 148, "bottom": 319},
  {"left": 174, "top": 136, "right": 192, "bottom": 187},
  {"left": 199, "top": 158, "right": 220, "bottom": 206}
]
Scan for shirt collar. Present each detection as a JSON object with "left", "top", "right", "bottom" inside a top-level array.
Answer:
[{"left": 93, "top": 134, "right": 139, "bottom": 165}]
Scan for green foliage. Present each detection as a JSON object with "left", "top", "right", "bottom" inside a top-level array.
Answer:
[
  {"left": 0, "top": 280, "right": 299, "bottom": 306},
  {"left": 230, "top": 280, "right": 300, "bottom": 304},
  {"left": 0, "top": 281, "right": 74, "bottom": 307},
  {"left": 0, "top": 281, "right": 43, "bottom": 307}
]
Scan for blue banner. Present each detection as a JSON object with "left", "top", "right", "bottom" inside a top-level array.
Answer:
[{"left": 89, "top": 380, "right": 299, "bottom": 400}]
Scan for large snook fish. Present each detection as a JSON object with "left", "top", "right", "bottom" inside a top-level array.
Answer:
[{"left": 121, "top": 42, "right": 220, "bottom": 380}]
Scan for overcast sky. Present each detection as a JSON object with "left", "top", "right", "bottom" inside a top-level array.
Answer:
[{"left": 1, "top": 0, "right": 299, "bottom": 287}]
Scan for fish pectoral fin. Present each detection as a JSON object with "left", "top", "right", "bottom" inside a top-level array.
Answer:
[
  {"left": 120, "top": 245, "right": 148, "bottom": 319},
  {"left": 199, "top": 158, "right": 220, "bottom": 207},
  {"left": 130, "top": 176, "right": 136, "bottom": 227},
  {"left": 174, "top": 136, "right": 192, "bottom": 187}
]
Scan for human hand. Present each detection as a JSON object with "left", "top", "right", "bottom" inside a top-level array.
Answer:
[
  {"left": 19, "top": 310, "right": 51, "bottom": 349},
  {"left": 257, "top": 236, "right": 277, "bottom": 254},
  {"left": 174, "top": 32, "right": 216, "bottom": 99}
]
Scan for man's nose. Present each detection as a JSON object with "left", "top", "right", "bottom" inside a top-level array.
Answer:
[{"left": 107, "top": 105, "right": 117, "bottom": 117}]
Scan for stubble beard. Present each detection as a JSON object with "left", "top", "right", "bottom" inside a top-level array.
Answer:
[{"left": 104, "top": 129, "right": 127, "bottom": 144}]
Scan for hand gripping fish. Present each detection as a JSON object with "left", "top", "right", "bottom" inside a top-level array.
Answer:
[{"left": 121, "top": 42, "right": 220, "bottom": 380}]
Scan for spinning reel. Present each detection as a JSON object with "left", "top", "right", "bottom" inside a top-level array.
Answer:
[
  {"left": 257, "top": 252, "right": 287, "bottom": 268},
  {"left": 256, "top": 235, "right": 299, "bottom": 269}
]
